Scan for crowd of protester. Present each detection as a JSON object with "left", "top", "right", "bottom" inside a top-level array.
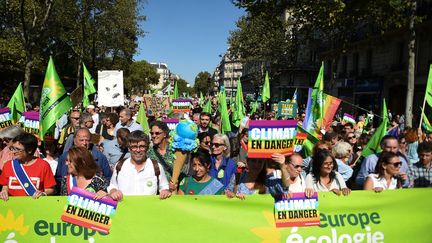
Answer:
[{"left": 0, "top": 96, "right": 431, "bottom": 202}]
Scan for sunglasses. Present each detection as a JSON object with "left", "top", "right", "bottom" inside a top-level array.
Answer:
[
  {"left": 291, "top": 164, "right": 305, "bottom": 169},
  {"left": 212, "top": 143, "right": 225, "bottom": 148},
  {"left": 347, "top": 136, "right": 356, "bottom": 139},
  {"left": 71, "top": 117, "right": 80, "bottom": 120},
  {"left": 388, "top": 162, "right": 402, "bottom": 167},
  {"left": 202, "top": 141, "right": 211, "bottom": 145},
  {"left": 150, "top": 132, "right": 163, "bottom": 136}
]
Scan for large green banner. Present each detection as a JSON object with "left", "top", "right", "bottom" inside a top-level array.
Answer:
[{"left": 0, "top": 189, "right": 431, "bottom": 242}]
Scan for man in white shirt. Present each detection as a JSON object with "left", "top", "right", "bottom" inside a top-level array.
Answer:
[
  {"left": 86, "top": 105, "right": 99, "bottom": 133},
  {"left": 108, "top": 130, "right": 171, "bottom": 200}
]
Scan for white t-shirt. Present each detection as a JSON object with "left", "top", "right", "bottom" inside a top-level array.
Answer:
[
  {"left": 289, "top": 175, "right": 306, "bottom": 193},
  {"left": 305, "top": 172, "right": 347, "bottom": 192},
  {"left": 108, "top": 158, "right": 169, "bottom": 195},
  {"left": 367, "top": 173, "right": 397, "bottom": 190}
]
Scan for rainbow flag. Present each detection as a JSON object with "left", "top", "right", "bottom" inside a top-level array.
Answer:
[{"left": 304, "top": 91, "right": 341, "bottom": 134}]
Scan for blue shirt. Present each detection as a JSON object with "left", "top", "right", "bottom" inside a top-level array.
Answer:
[
  {"left": 101, "top": 139, "right": 130, "bottom": 168},
  {"left": 209, "top": 156, "right": 237, "bottom": 189},
  {"left": 336, "top": 159, "right": 353, "bottom": 181}
]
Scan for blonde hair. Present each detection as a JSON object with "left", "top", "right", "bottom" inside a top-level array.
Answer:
[
  {"left": 332, "top": 141, "right": 352, "bottom": 159},
  {"left": 213, "top": 133, "right": 231, "bottom": 158}
]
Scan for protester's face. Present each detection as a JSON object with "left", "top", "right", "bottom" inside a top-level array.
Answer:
[
  {"left": 320, "top": 156, "right": 334, "bottom": 175},
  {"left": 129, "top": 141, "right": 148, "bottom": 164},
  {"left": 3, "top": 138, "right": 12, "bottom": 147},
  {"left": 150, "top": 126, "right": 166, "bottom": 146},
  {"left": 10, "top": 142, "right": 28, "bottom": 161},
  {"left": 83, "top": 117, "right": 94, "bottom": 129},
  {"left": 74, "top": 131, "right": 91, "bottom": 149},
  {"left": 200, "top": 115, "right": 210, "bottom": 128},
  {"left": 427, "top": 134, "right": 432, "bottom": 142},
  {"left": 211, "top": 137, "right": 226, "bottom": 156},
  {"left": 384, "top": 156, "right": 401, "bottom": 176},
  {"left": 419, "top": 151, "right": 432, "bottom": 165},
  {"left": 241, "top": 132, "right": 248, "bottom": 143},
  {"left": 287, "top": 155, "right": 304, "bottom": 178},
  {"left": 399, "top": 138, "right": 407, "bottom": 150},
  {"left": 119, "top": 111, "right": 130, "bottom": 125},
  {"left": 192, "top": 158, "right": 209, "bottom": 179},
  {"left": 70, "top": 111, "right": 80, "bottom": 127},
  {"left": 200, "top": 136, "right": 211, "bottom": 151},
  {"left": 346, "top": 133, "right": 357, "bottom": 145},
  {"left": 382, "top": 139, "right": 398, "bottom": 153},
  {"left": 65, "top": 155, "right": 77, "bottom": 175},
  {"left": 33, "top": 106, "right": 40, "bottom": 112},
  {"left": 193, "top": 115, "right": 200, "bottom": 125}
]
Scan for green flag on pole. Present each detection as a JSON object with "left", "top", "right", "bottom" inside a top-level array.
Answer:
[
  {"left": 82, "top": 63, "right": 96, "bottom": 108},
  {"left": 7, "top": 82, "right": 26, "bottom": 123},
  {"left": 425, "top": 64, "right": 432, "bottom": 107},
  {"left": 203, "top": 99, "right": 212, "bottom": 113},
  {"left": 218, "top": 89, "right": 231, "bottom": 134},
  {"left": 361, "top": 99, "right": 388, "bottom": 157},
  {"left": 297, "top": 125, "right": 319, "bottom": 157},
  {"left": 136, "top": 102, "right": 150, "bottom": 134},
  {"left": 39, "top": 56, "right": 72, "bottom": 141},
  {"left": 199, "top": 92, "right": 205, "bottom": 107},
  {"left": 173, "top": 81, "right": 179, "bottom": 99},
  {"left": 312, "top": 62, "right": 324, "bottom": 125},
  {"left": 422, "top": 113, "right": 432, "bottom": 133},
  {"left": 262, "top": 71, "right": 270, "bottom": 103},
  {"left": 251, "top": 101, "right": 259, "bottom": 114},
  {"left": 232, "top": 78, "right": 245, "bottom": 127}
]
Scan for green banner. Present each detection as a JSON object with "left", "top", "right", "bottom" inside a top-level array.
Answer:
[{"left": 0, "top": 189, "right": 431, "bottom": 242}]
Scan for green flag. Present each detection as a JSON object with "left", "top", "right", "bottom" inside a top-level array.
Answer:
[
  {"left": 39, "top": 56, "right": 72, "bottom": 141},
  {"left": 199, "top": 92, "right": 205, "bottom": 107},
  {"left": 218, "top": 89, "right": 231, "bottom": 134},
  {"left": 422, "top": 113, "right": 432, "bottom": 133},
  {"left": 262, "top": 71, "right": 270, "bottom": 103},
  {"left": 312, "top": 62, "right": 324, "bottom": 124},
  {"left": 232, "top": 79, "right": 245, "bottom": 127},
  {"left": 361, "top": 99, "right": 388, "bottom": 157},
  {"left": 203, "top": 99, "right": 212, "bottom": 113},
  {"left": 425, "top": 64, "right": 432, "bottom": 107},
  {"left": 173, "top": 81, "right": 179, "bottom": 99},
  {"left": 82, "top": 63, "right": 96, "bottom": 108},
  {"left": 7, "top": 82, "right": 26, "bottom": 123},
  {"left": 251, "top": 101, "right": 259, "bottom": 114},
  {"left": 297, "top": 125, "right": 319, "bottom": 157},
  {"left": 136, "top": 102, "right": 150, "bottom": 134}
]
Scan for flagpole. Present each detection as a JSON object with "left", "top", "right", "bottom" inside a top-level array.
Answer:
[
  {"left": 339, "top": 99, "right": 383, "bottom": 120},
  {"left": 419, "top": 94, "right": 427, "bottom": 130}
]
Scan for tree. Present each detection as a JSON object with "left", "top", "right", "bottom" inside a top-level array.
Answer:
[
  {"left": 193, "top": 71, "right": 212, "bottom": 95},
  {"left": 124, "top": 60, "right": 159, "bottom": 94},
  {"left": 176, "top": 78, "right": 193, "bottom": 97}
]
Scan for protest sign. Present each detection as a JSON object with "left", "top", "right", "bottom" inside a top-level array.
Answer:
[
  {"left": 248, "top": 120, "right": 299, "bottom": 158},
  {"left": 277, "top": 102, "right": 298, "bottom": 118},
  {"left": 0, "top": 107, "right": 12, "bottom": 130},
  {"left": 163, "top": 119, "right": 179, "bottom": 130},
  {"left": 274, "top": 192, "right": 320, "bottom": 228},
  {"left": 98, "top": 70, "right": 124, "bottom": 107},
  {"left": 61, "top": 187, "right": 117, "bottom": 234},
  {"left": 143, "top": 95, "right": 170, "bottom": 116},
  {"left": 342, "top": 113, "right": 356, "bottom": 124},
  {"left": 172, "top": 99, "right": 192, "bottom": 113},
  {"left": 17, "top": 112, "right": 54, "bottom": 141}
]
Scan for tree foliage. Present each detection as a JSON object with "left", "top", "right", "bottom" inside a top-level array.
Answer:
[
  {"left": 193, "top": 71, "right": 212, "bottom": 95},
  {"left": 177, "top": 78, "right": 193, "bottom": 97},
  {"left": 124, "top": 60, "right": 159, "bottom": 94},
  {"left": 1, "top": 0, "right": 144, "bottom": 99}
]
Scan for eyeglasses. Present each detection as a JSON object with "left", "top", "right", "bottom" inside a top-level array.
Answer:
[
  {"left": 150, "top": 132, "right": 163, "bottom": 136},
  {"left": 71, "top": 117, "right": 80, "bottom": 120},
  {"left": 388, "top": 162, "right": 402, "bottom": 167},
  {"left": 400, "top": 141, "right": 407, "bottom": 144},
  {"left": 129, "top": 145, "right": 148, "bottom": 151},
  {"left": 291, "top": 164, "right": 305, "bottom": 169},
  {"left": 10, "top": 147, "right": 25, "bottom": 153},
  {"left": 212, "top": 143, "right": 225, "bottom": 148}
]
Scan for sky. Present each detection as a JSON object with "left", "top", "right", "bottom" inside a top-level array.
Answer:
[{"left": 134, "top": 0, "right": 245, "bottom": 85}]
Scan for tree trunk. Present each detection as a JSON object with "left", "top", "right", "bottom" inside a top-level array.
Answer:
[
  {"left": 23, "top": 50, "right": 33, "bottom": 99},
  {"left": 405, "top": 0, "right": 416, "bottom": 128},
  {"left": 76, "top": 57, "right": 82, "bottom": 88}
]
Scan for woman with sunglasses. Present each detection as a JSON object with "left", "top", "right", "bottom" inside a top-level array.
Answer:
[
  {"left": 178, "top": 149, "right": 224, "bottom": 195},
  {"left": 209, "top": 134, "right": 237, "bottom": 194},
  {"left": 0, "top": 125, "right": 24, "bottom": 170},
  {"left": 198, "top": 132, "right": 212, "bottom": 153},
  {"left": 305, "top": 150, "right": 350, "bottom": 198},
  {"left": 61, "top": 147, "right": 109, "bottom": 199},
  {"left": 363, "top": 151, "right": 402, "bottom": 191},
  {"left": 147, "top": 121, "right": 176, "bottom": 182}
]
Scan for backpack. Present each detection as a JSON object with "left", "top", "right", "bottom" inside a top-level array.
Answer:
[{"left": 115, "top": 158, "right": 161, "bottom": 192}]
